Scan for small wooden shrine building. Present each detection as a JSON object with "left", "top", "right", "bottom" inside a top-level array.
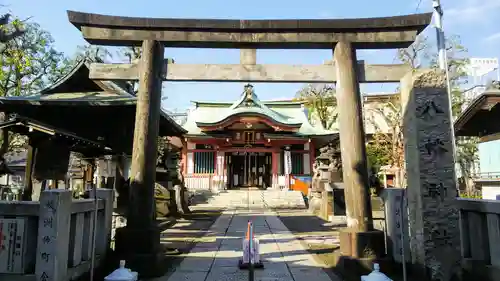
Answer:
[
  {"left": 455, "top": 83, "right": 500, "bottom": 196},
  {"left": 182, "top": 84, "right": 336, "bottom": 190},
  {"left": 0, "top": 59, "right": 185, "bottom": 196}
]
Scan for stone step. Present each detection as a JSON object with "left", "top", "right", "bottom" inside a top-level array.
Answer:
[{"left": 193, "top": 190, "right": 306, "bottom": 209}]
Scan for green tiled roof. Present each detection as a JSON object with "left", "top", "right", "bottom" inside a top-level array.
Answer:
[
  {"left": 183, "top": 85, "right": 336, "bottom": 138},
  {"left": 195, "top": 85, "right": 301, "bottom": 127}
]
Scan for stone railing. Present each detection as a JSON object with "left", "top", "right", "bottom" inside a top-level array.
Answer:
[
  {"left": 457, "top": 198, "right": 500, "bottom": 280},
  {"left": 0, "top": 189, "right": 113, "bottom": 281},
  {"left": 185, "top": 173, "right": 295, "bottom": 191},
  {"left": 472, "top": 171, "right": 500, "bottom": 180},
  {"left": 271, "top": 174, "right": 289, "bottom": 190},
  {"left": 185, "top": 174, "right": 225, "bottom": 192}
]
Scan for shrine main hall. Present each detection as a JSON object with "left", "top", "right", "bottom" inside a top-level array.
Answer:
[{"left": 181, "top": 84, "right": 335, "bottom": 190}]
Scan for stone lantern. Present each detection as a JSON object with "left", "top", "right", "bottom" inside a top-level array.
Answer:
[
  {"left": 308, "top": 154, "right": 331, "bottom": 216},
  {"left": 317, "top": 154, "right": 332, "bottom": 182},
  {"left": 309, "top": 141, "right": 344, "bottom": 221}
]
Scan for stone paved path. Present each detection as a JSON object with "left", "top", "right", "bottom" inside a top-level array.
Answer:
[{"left": 157, "top": 208, "right": 338, "bottom": 281}]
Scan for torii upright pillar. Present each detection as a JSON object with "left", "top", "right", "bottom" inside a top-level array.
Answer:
[
  {"left": 115, "top": 40, "right": 165, "bottom": 276},
  {"left": 334, "top": 41, "right": 386, "bottom": 275}
]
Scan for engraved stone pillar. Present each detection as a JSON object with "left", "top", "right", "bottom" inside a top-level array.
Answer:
[
  {"left": 401, "top": 69, "right": 461, "bottom": 281},
  {"left": 35, "top": 190, "right": 72, "bottom": 281}
]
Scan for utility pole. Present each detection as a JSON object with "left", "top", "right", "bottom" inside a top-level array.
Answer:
[
  {"left": 433, "top": 0, "right": 446, "bottom": 70},
  {"left": 433, "top": 0, "right": 458, "bottom": 181}
]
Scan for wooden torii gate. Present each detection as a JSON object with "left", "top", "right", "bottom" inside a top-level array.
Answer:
[{"left": 67, "top": 11, "right": 431, "bottom": 276}]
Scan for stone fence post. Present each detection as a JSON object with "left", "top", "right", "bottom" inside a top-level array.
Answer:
[
  {"left": 35, "top": 190, "right": 72, "bottom": 281},
  {"left": 90, "top": 188, "right": 114, "bottom": 255},
  {"left": 34, "top": 189, "right": 114, "bottom": 281},
  {"left": 401, "top": 69, "right": 461, "bottom": 281},
  {"left": 380, "top": 188, "right": 410, "bottom": 264}
]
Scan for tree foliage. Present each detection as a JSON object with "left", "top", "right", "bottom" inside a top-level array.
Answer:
[
  {"left": 0, "top": 15, "right": 69, "bottom": 154},
  {"left": 0, "top": 19, "right": 66, "bottom": 97},
  {"left": 73, "top": 44, "right": 113, "bottom": 63},
  {"left": 295, "top": 84, "right": 337, "bottom": 130},
  {"left": 365, "top": 99, "right": 405, "bottom": 186},
  {"left": 366, "top": 34, "right": 478, "bottom": 189},
  {"left": 119, "top": 47, "right": 141, "bottom": 94},
  {"left": 0, "top": 13, "right": 24, "bottom": 46}
]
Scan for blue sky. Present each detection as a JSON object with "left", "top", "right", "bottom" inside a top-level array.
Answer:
[{"left": 4, "top": 0, "right": 500, "bottom": 111}]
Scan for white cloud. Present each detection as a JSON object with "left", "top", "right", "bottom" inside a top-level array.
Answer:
[
  {"left": 445, "top": 0, "right": 500, "bottom": 25},
  {"left": 484, "top": 32, "right": 500, "bottom": 42}
]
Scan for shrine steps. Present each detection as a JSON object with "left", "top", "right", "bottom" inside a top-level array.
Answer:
[{"left": 191, "top": 190, "right": 307, "bottom": 210}]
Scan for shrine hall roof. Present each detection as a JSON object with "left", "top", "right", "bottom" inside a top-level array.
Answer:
[
  {"left": 0, "top": 58, "right": 186, "bottom": 148},
  {"left": 183, "top": 85, "right": 335, "bottom": 137},
  {"left": 454, "top": 83, "right": 500, "bottom": 137}
]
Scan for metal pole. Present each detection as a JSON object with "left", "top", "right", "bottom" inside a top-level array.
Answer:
[
  {"left": 434, "top": 0, "right": 446, "bottom": 71},
  {"left": 90, "top": 177, "right": 99, "bottom": 281},
  {"left": 433, "top": 0, "right": 458, "bottom": 181},
  {"left": 400, "top": 189, "right": 408, "bottom": 281},
  {"left": 248, "top": 221, "right": 254, "bottom": 281}
]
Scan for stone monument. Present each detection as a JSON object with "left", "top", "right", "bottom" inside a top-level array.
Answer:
[{"left": 401, "top": 69, "right": 461, "bottom": 281}]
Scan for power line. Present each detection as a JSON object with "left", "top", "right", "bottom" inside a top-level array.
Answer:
[{"left": 415, "top": 0, "right": 424, "bottom": 11}]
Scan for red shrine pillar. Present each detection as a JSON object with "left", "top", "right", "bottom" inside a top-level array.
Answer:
[{"left": 309, "top": 140, "right": 315, "bottom": 171}]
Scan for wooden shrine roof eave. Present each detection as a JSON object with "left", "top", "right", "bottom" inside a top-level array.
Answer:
[
  {"left": 67, "top": 11, "right": 432, "bottom": 49},
  {"left": 196, "top": 119, "right": 302, "bottom": 129},
  {"left": 38, "top": 58, "right": 134, "bottom": 97},
  {"left": 0, "top": 97, "right": 187, "bottom": 136},
  {"left": 263, "top": 132, "right": 339, "bottom": 139},
  {"left": 67, "top": 11, "right": 431, "bottom": 33},
  {"left": 40, "top": 59, "right": 88, "bottom": 95},
  {"left": 184, "top": 134, "right": 232, "bottom": 139},
  {"left": 184, "top": 132, "right": 339, "bottom": 140},
  {"left": 454, "top": 90, "right": 500, "bottom": 137},
  {"left": 0, "top": 95, "right": 138, "bottom": 105},
  {"left": 0, "top": 116, "right": 114, "bottom": 155}
]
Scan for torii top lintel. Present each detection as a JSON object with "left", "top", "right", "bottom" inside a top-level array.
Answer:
[{"left": 67, "top": 11, "right": 432, "bottom": 49}]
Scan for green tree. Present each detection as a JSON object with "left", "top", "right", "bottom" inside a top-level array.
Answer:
[
  {"left": 295, "top": 84, "right": 337, "bottom": 130},
  {"left": 366, "top": 34, "right": 477, "bottom": 190},
  {"left": 0, "top": 15, "right": 68, "bottom": 154},
  {"left": 433, "top": 35, "right": 478, "bottom": 195},
  {"left": 364, "top": 35, "right": 433, "bottom": 185},
  {"left": 0, "top": 13, "right": 24, "bottom": 46},
  {"left": 0, "top": 21, "right": 67, "bottom": 96},
  {"left": 73, "top": 44, "right": 113, "bottom": 63},
  {"left": 365, "top": 99, "right": 405, "bottom": 187},
  {"left": 119, "top": 47, "right": 141, "bottom": 94}
]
